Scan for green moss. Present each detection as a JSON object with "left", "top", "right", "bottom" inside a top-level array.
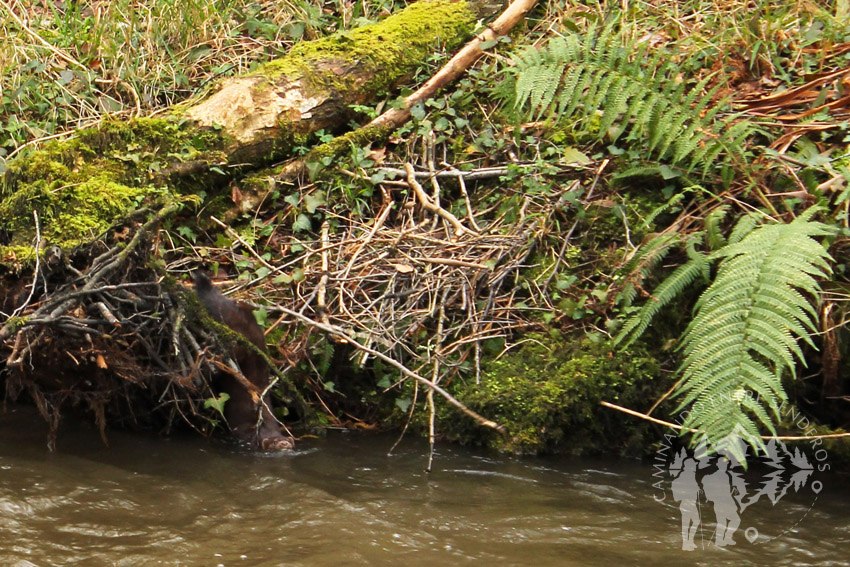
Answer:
[
  {"left": 0, "top": 245, "right": 39, "bottom": 268},
  {"left": 77, "top": 117, "right": 178, "bottom": 148},
  {"left": 76, "top": 117, "right": 224, "bottom": 156},
  {"left": 0, "top": 167, "right": 163, "bottom": 249},
  {"left": 258, "top": 0, "right": 475, "bottom": 93},
  {"left": 4, "top": 315, "right": 27, "bottom": 331},
  {"left": 435, "top": 335, "right": 665, "bottom": 455},
  {"left": 76, "top": 118, "right": 230, "bottom": 178},
  {"left": 310, "top": 123, "right": 396, "bottom": 163},
  {"left": 55, "top": 179, "right": 151, "bottom": 240},
  {"left": 0, "top": 116, "right": 234, "bottom": 258}
]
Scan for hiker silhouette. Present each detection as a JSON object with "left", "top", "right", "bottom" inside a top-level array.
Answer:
[{"left": 671, "top": 456, "right": 701, "bottom": 550}]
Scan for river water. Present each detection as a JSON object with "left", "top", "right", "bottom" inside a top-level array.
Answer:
[{"left": 0, "top": 406, "right": 848, "bottom": 567}]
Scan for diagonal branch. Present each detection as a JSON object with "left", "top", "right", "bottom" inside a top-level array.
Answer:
[{"left": 270, "top": 303, "right": 507, "bottom": 434}]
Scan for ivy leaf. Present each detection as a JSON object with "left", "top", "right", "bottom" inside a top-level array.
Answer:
[
  {"left": 176, "top": 225, "right": 196, "bottom": 243},
  {"left": 410, "top": 102, "right": 426, "bottom": 121},
  {"left": 293, "top": 214, "right": 312, "bottom": 232},
  {"left": 478, "top": 38, "right": 499, "bottom": 50},
  {"left": 304, "top": 191, "right": 326, "bottom": 213},
  {"left": 252, "top": 306, "right": 268, "bottom": 327},
  {"left": 561, "top": 147, "right": 592, "bottom": 165},
  {"left": 58, "top": 69, "right": 76, "bottom": 85},
  {"left": 659, "top": 165, "right": 681, "bottom": 179},
  {"left": 204, "top": 392, "right": 230, "bottom": 417},
  {"left": 305, "top": 160, "right": 325, "bottom": 180}
]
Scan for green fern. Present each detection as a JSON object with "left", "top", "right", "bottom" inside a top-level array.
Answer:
[
  {"left": 704, "top": 205, "right": 729, "bottom": 250},
  {"left": 616, "top": 234, "right": 709, "bottom": 344},
  {"left": 676, "top": 210, "right": 832, "bottom": 460},
  {"left": 505, "top": 26, "right": 755, "bottom": 174},
  {"left": 616, "top": 231, "right": 683, "bottom": 310},
  {"left": 617, "top": 208, "right": 834, "bottom": 463}
]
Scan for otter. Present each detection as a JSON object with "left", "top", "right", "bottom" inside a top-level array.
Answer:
[{"left": 194, "top": 273, "right": 293, "bottom": 451}]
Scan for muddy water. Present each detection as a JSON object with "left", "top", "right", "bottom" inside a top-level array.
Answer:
[{"left": 0, "top": 406, "right": 848, "bottom": 567}]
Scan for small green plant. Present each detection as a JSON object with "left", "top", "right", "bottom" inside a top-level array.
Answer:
[{"left": 204, "top": 392, "right": 231, "bottom": 417}]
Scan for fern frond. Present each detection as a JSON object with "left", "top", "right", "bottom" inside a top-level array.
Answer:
[
  {"left": 727, "top": 211, "right": 762, "bottom": 244},
  {"left": 693, "top": 119, "right": 754, "bottom": 174},
  {"left": 704, "top": 206, "right": 728, "bottom": 250},
  {"left": 639, "top": 193, "right": 685, "bottom": 230},
  {"left": 671, "top": 123, "right": 707, "bottom": 165},
  {"left": 615, "top": 232, "right": 681, "bottom": 310},
  {"left": 647, "top": 102, "right": 676, "bottom": 154},
  {"left": 588, "top": 70, "right": 619, "bottom": 114},
  {"left": 616, "top": 239, "right": 709, "bottom": 347},
  {"left": 597, "top": 76, "right": 633, "bottom": 137},
  {"left": 655, "top": 111, "right": 691, "bottom": 160},
  {"left": 630, "top": 91, "right": 661, "bottom": 135},
  {"left": 683, "top": 74, "right": 719, "bottom": 110},
  {"left": 674, "top": 211, "right": 834, "bottom": 461},
  {"left": 562, "top": 67, "right": 596, "bottom": 118},
  {"left": 504, "top": 23, "right": 756, "bottom": 173}
]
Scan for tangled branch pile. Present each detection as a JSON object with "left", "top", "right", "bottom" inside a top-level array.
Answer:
[
  {"left": 1, "top": 157, "right": 584, "bottom": 445},
  {"left": 0, "top": 202, "right": 282, "bottom": 447},
  {"left": 184, "top": 162, "right": 578, "bottom": 432},
  {"left": 276, "top": 170, "right": 539, "bottom": 382}
]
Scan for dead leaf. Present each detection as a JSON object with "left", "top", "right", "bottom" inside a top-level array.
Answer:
[
  {"left": 231, "top": 184, "right": 243, "bottom": 205},
  {"left": 392, "top": 263, "right": 415, "bottom": 274},
  {"left": 113, "top": 226, "right": 131, "bottom": 241},
  {"left": 368, "top": 147, "right": 387, "bottom": 163},
  {"left": 592, "top": 199, "right": 617, "bottom": 208}
]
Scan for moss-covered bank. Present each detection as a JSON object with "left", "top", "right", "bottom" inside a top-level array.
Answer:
[
  {"left": 0, "top": 0, "right": 483, "bottom": 269},
  {"left": 423, "top": 335, "right": 667, "bottom": 455}
]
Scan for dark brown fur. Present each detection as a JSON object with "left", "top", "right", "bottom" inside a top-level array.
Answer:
[{"left": 194, "top": 273, "right": 292, "bottom": 451}]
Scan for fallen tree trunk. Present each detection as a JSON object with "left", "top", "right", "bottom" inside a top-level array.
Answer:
[
  {"left": 273, "top": 0, "right": 539, "bottom": 186},
  {"left": 0, "top": 0, "right": 491, "bottom": 257},
  {"left": 180, "top": 0, "right": 483, "bottom": 165}
]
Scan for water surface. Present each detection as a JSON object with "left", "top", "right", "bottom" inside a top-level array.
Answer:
[{"left": 1, "top": 407, "right": 847, "bottom": 566}]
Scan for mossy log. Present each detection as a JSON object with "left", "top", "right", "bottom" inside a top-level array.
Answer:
[
  {"left": 0, "top": 0, "right": 494, "bottom": 262},
  {"left": 182, "top": 0, "right": 481, "bottom": 164}
]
